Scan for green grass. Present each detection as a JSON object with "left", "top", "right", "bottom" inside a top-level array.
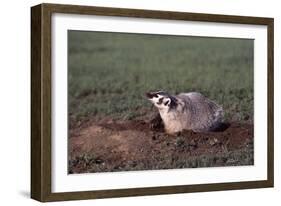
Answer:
[{"left": 68, "top": 31, "right": 253, "bottom": 124}]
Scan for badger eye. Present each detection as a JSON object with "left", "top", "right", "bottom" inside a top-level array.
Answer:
[{"left": 157, "top": 97, "right": 164, "bottom": 105}]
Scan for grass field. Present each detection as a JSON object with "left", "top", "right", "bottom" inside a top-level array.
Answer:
[
  {"left": 68, "top": 31, "right": 254, "bottom": 125},
  {"left": 68, "top": 31, "right": 254, "bottom": 173}
]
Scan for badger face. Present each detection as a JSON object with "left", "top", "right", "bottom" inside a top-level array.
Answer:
[{"left": 146, "top": 91, "right": 176, "bottom": 111}]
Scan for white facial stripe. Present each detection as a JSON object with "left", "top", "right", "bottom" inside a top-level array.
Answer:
[
  {"left": 151, "top": 97, "right": 158, "bottom": 103},
  {"left": 151, "top": 95, "right": 163, "bottom": 103}
]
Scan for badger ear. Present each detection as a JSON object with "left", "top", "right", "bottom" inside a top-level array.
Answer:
[{"left": 164, "top": 98, "right": 171, "bottom": 106}]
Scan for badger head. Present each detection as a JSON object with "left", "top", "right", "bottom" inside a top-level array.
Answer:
[{"left": 145, "top": 91, "right": 177, "bottom": 111}]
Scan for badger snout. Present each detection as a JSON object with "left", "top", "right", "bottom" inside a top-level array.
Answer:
[{"left": 145, "top": 92, "right": 157, "bottom": 99}]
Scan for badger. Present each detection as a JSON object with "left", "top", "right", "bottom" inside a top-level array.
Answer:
[{"left": 146, "top": 91, "right": 224, "bottom": 134}]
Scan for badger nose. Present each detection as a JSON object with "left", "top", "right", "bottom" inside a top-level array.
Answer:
[{"left": 145, "top": 92, "right": 154, "bottom": 99}]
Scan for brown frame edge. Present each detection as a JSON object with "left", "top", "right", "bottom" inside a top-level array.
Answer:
[{"left": 31, "top": 3, "right": 274, "bottom": 202}]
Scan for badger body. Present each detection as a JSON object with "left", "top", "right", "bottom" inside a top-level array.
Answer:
[{"left": 146, "top": 91, "right": 223, "bottom": 134}]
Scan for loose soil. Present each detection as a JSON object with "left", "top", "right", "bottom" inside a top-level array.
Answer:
[{"left": 69, "top": 118, "right": 253, "bottom": 174}]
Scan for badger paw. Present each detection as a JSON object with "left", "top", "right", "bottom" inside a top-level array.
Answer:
[{"left": 149, "top": 114, "right": 164, "bottom": 130}]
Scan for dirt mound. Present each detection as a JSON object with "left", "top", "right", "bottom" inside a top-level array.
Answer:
[{"left": 69, "top": 119, "right": 253, "bottom": 174}]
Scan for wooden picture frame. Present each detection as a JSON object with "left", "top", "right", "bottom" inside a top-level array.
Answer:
[{"left": 31, "top": 3, "right": 274, "bottom": 202}]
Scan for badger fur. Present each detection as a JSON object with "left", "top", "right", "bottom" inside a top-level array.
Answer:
[{"left": 146, "top": 91, "right": 224, "bottom": 134}]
